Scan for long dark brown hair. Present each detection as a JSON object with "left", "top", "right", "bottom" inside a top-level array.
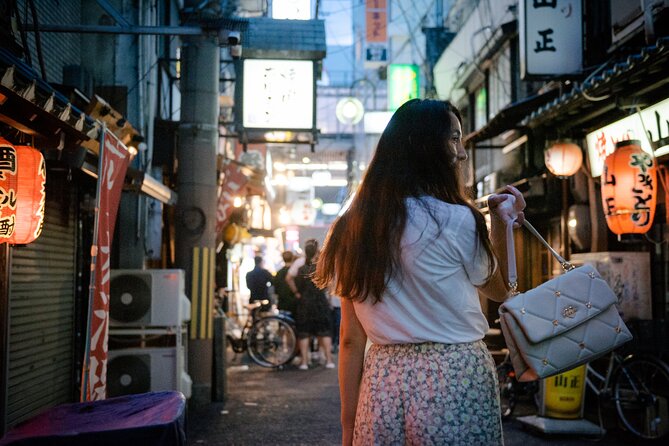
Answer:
[{"left": 314, "top": 99, "right": 495, "bottom": 303}]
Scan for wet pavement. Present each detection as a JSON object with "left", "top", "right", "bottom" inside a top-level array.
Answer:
[{"left": 186, "top": 352, "right": 655, "bottom": 445}]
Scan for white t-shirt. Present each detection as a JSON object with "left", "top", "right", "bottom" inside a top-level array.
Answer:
[{"left": 353, "top": 196, "right": 493, "bottom": 345}]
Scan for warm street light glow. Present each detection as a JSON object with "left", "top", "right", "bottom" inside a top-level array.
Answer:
[
  {"left": 545, "top": 141, "right": 583, "bottom": 178},
  {"left": 336, "top": 97, "right": 364, "bottom": 124},
  {"left": 302, "top": 156, "right": 311, "bottom": 163},
  {"left": 274, "top": 161, "right": 287, "bottom": 172},
  {"left": 233, "top": 196, "right": 243, "bottom": 207},
  {"left": 601, "top": 140, "right": 657, "bottom": 235}
]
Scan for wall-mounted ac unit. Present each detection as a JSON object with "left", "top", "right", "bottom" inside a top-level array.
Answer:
[
  {"left": 110, "top": 269, "right": 190, "bottom": 327},
  {"left": 107, "top": 347, "right": 192, "bottom": 398}
]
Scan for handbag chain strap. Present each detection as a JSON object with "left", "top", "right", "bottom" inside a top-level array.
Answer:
[{"left": 506, "top": 219, "right": 575, "bottom": 295}]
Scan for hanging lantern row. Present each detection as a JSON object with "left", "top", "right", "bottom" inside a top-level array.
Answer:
[
  {"left": 601, "top": 139, "right": 657, "bottom": 235},
  {"left": 0, "top": 137, "right": 46, "bottom": 245}
]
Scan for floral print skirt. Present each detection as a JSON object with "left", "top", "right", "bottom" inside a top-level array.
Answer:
[{"left": 353, "top": 340, "right": 502, "bottom": 446}]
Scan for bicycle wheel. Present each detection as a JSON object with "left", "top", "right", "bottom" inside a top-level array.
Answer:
[
  {"left": 247, "top": 316, "right": 297, "bottom": 368},
  {"left": 497, "top": 363, "right": 517, "bottom": 419},
  {"left": 612, "top": 355, "right": 669, "bottom": 440}
]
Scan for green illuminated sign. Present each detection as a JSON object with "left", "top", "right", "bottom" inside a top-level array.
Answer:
[{"left": 388, "top": 64, "right": 420, "bottom": 111}]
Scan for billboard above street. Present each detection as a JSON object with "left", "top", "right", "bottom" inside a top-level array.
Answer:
[{"left": 242, "top": 59, "right": 314, "bottom": 130}]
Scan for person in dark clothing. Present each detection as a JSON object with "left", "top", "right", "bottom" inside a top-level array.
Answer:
[
  {"left": 245, "top": 255, "right": 273, "bottom": 312},
  {"left": 294, "top": 239, "right": 334, "bottom": 370},
  {"left": 274, "top": 251, "right": 297, "bottom": 316}
]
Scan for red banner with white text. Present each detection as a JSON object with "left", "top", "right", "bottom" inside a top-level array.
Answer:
[
  {"left": 84, "top": 129, "right": 130, "bottom": 401},
  {"left": 216, "top": 160, "right": 249, "bottom": 234}
]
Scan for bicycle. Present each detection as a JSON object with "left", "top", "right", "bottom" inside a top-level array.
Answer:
[
  {"left": 221, "top": 299, "right": 298, "bottom": 368},
  {"left": 496, "top": 348, "right": 539, "bottom": 419},
  {"left": 496, "top": 345, "right": 669, "bottom": 440},
  {"left": 585, "top": 350, "right": 669, "bottom": 440}
]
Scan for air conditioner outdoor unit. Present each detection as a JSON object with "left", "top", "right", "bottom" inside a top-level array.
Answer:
[
  {"left": 110, "top": 269, "right": 191, "bottom": 327},
  {"left": 107, "top": 346, "right": 192, "bottom": 398}
]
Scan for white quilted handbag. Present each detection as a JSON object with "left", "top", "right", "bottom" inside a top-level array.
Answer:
[{"left": 498, "top": 220, "right": 633, "bottom": 382}]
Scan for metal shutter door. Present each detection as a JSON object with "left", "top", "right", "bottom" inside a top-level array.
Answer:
[{"left": 6, "top": 191, "right": 76, "bottom": 427}]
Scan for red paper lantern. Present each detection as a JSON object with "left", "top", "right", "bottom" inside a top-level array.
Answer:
[
  {"left": 0, "top": 137, "right": 46, "bottom": 244},
  {"left": 601, "top": 139, "right": 657, "bottom": 235}
]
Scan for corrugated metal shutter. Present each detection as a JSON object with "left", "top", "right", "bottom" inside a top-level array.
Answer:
[{"left": 6, "top": 188, "right": 76, "bottom": 427}]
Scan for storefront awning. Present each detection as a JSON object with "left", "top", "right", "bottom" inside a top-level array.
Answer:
[
  {"left": 465, "top": 87, "right": 560, "bottom": 144},
  {"left": 0, "top": 48, "right": 177, "bottom": 205},
  {"left": 0, "top": 48, "right": 96, "bottom": 148},
  {"left": 522, "top": 36, "right": 669, "bottom": 131}
]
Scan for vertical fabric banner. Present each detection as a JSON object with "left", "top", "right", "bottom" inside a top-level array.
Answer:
[
  {"left": 216, "top": 160, "right": 249, "bottom": 234},
  {"left": 82, "top": 128, "right": 131, "bottom": 401}
]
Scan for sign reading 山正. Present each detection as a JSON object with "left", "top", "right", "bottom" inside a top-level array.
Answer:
[{"left": 519, "top": 0, "right": 582, "bottom": 79}]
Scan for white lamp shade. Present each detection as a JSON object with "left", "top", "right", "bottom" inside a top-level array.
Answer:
[{"left": 545, "top": 142, "right": 583, "bottom": 177}]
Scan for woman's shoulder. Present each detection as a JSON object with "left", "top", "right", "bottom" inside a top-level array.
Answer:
[{"left": 408, "top": 196, "right": 473, "bottom": 222}]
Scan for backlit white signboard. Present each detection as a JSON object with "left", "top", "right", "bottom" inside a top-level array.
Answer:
[
  {"left": 272, "top": 0, "right": 311, "bottom": 20},
  {"left": 243, "top": 59, "right": 314, "bottom": 129},
  {"left": 363, "top": 111, "right": 393, "bottom": 134},
  {"left": 586, "top": 97, "right": 669, "bottom": 177},
  {"left": 520, "top": 0, "right": 582, "bottom": 78}
]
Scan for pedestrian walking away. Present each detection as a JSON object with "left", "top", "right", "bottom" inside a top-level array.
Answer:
[
  {"left": 315, "top": 99, "right": 526, "bottom": 445},
  {"left": 245, "top": 255, "right": 274, "bottom": 313}
]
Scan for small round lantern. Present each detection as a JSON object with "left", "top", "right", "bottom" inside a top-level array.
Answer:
[
  {"left": 545, "top": 141, "right": 583, "bottom": 178},
  {"left": 601, "top": 139, "right": 657, "bottom": 235},
  {"left": 0, "top": 138, "right": 46, "bottom": 244}
]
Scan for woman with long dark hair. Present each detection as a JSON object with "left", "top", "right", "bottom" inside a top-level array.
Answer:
[{"left": 315, "top": 99, "right": 525, "bottom": 444}]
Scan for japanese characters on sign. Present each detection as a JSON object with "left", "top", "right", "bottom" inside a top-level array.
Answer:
[
  {"left": 365, "top": 0, "right": 388, "bottom": 67},
  {"left": 0, "top": 138, "right": 17, "bottom": 240},
  {"left": 0, "top": 138, "right": 46, "bottom": 244},
  {"left": 601, "top": 140, "right": 657, "bottom": 235},
  {"left": 85, "top": 129, "right": 131, "bottom": 401},
  {"left": 519, "top": 0, "right": 583, "bottom": 78},
  {"left": 586, "top": 97, "right": 669, "bottom": 177},
  {"left": 243, "top": 59, "right": 314, "bottom": 130}
]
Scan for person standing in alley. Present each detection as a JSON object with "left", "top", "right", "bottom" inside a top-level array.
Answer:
[
  {"left": 245, "top": 255, "right": 273, "bottom": 313},
  {"left": 329, "top": 291, "right": 341, "bottom": 354},
  {"left": 294, "top": 239, "right": 335, "bottom": 370},
  {"left": 315, "top": 99, "right": 525, "bottom": 445},
  {"left": 274, "top": 251, "right": 297, "bottom": 317}
]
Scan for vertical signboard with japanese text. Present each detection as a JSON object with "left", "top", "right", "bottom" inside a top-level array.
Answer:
[
  {"left": 520, "top": 0, "right": 582, "bottom": 78},
  {"left": 365, "top": 0, "right": 388, "bottom": 67},
  {"left": 243, "top": 59, "right": 314, "bottom": 130}
]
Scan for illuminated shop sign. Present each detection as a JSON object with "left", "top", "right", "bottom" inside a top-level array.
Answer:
[
  {"left": 388, "top": 64, "right": 419, "bottom": 112},
  {"left": 520, "top": 0, "right": 583, "bottom": 78},
  {"left": 243, "top": 59, "right": 314, "bottom": 129},
  {"left": 586, "top": 97, "right": 669, "bottom": 177}
]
